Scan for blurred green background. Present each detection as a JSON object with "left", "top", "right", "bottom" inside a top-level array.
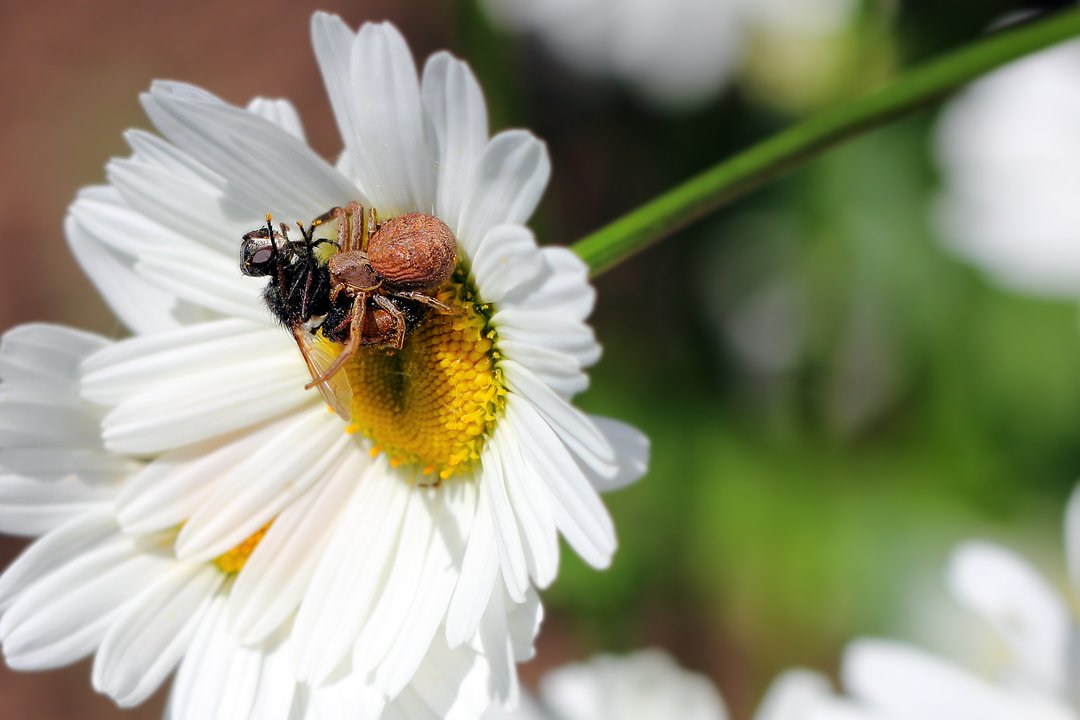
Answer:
[{"left": 0, "top": 0, "right": 1076, "bottom": 717}]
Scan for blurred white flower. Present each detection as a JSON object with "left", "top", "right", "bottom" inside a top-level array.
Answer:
[
  {"left": 482, "top": 650, "right": 861, "bottom": 720},
  {"left": 480, "top": 0, "right": 858, "bottom": 108},
  {"left": 935, "top": 39, "right": 1080, "bottom": 298},
  {"left": 0, "top": 11, "right": 649, "bottom": 718},
  {"left": 801, "top": 486, "right": 1080, "bottom": 719}
]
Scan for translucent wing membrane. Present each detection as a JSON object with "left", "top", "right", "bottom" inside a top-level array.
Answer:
[{"left": 293, "top": 328, "right": 352, "bottom": 421}]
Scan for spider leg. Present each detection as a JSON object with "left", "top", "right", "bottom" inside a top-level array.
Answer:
[
  {"left": 333, "top": 206, "right": 351, "bottom": 253},
  {"left": 344, "top": 201, "right": 364, "bottom": 254},
  {"left": 364, "top": 207, "right": 379, "bottom": 252},
  {"left": 329, "top": 282, "right": 346, "bottom": 305},
  {"left": 373, "top": 294, "right": 407, "bottom": 349},
  {"left": 389, "top": 290, "right": 456, "bottom": 314}
]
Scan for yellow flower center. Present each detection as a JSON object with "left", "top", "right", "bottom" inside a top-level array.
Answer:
[
  {"left": 213, "top": 522, "right": 272, "bottom": 574},
  {"left": 345, "top": 280, "right": 505, "bottom": 480}
]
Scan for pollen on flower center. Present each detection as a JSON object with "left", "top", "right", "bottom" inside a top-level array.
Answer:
[
  {"left": 213, "top": 522, "right": 272, "bottom": 574},
  {"left": 345, "top": 277, "right": 505, "bottom": 481}
]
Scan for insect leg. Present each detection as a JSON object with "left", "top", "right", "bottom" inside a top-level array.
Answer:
[
  {"left": 267, "top": 216, "right": 289, "bottom": 295},
  {"left": 305, "top": 293, "right": 367, "bottom": 389},
  {"left": 311, "top": 207, "right": 340, "bottom": 228}
]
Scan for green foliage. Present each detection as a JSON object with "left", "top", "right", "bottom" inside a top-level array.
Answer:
[{"left": 463, "top": 0, "right": 1080, "bottom": 708}]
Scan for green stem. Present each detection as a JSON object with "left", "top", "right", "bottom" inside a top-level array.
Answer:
[{"left": 573, "top": 8, "right": 1080, "bottom": 277}]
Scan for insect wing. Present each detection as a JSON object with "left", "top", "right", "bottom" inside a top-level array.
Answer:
[{"left": 293, "top": 328, "right": 353, "bottom": 421}]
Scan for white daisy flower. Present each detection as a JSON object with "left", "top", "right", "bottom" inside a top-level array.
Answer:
[
  {"left": 784, "top": 486, "right": 1080, "bottom": 720},
  {"left": 479, "top": 650, "right": 860, "bottom": 720},
  {"left": 0, "top": 12, "right": 648, "bottom": 717},
  {"left": 0, "top": 323, "right": 519, "bottom": 718},
  {"left": 935, "top": 39, "right": 1080, "bottom": 298},
  {"left": 479, "top": 0, "right": 858, "bottom": 108}
]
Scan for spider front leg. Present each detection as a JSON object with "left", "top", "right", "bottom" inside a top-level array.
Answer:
[
  {"left": 389, "top": 290, "right": 457, "bottom": 314},
  {"left": 373, "top": 294, "right": 407, "bottom": 349},
  {"left": 343, "top": 201, "right": 365, "bottom": 253},
  {"left": 305, "top": 291, "right": 368, "bottom": 389},
  {"left": 329, "top": 280, "right": 347, "bottom": 305}
]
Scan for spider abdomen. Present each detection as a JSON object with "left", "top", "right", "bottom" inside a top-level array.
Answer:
[{"left": 368, "top": 212, "right": 457, "bottom": 290}]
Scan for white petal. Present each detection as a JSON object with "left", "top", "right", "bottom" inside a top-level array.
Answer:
[
  {"left": 345, "top": 22, "right": 434, "bottom": 213},
  {"left": 248, "top": 631, "right": 303, "bottom": 720},
  {"left": 496, "top": 426, "right": 559, "bottom": 588},
  {"left": 106, "top": 157, "right": 250, "bottom": 259},
  {"left": 81, "top": 319, "right": 278, "bottom": 405},
  {"left": 446, "top": 480, "right": 499, "bottom": 648},
  {"left": 99, "top": 345, "right": 313, "bottom": 455},
  {"left": 512, "top": 247, "right": 595, "bottom": 322},
  {"left": 755, "top": 670, "right": 858, "bottom": 720},
  {"left": 135, "top": 242, "right": 267, "bottom": 322},
  {"left": 459, "top": 131, "right": 550, "bottom": 253},
  {"left": 497, "top": 339, "right": 588, "bottom": 398},
  {"left": 1, "top": 536, "right": 172, "bottom": 670},
  {"left": 115, "top": 419, "right": 287, "bottom": 535},
  {"left": 842, "top": 639, "right": 1073, "bottom": 720},
  {"left": 391, "top": 689, "right": 445, "bottom": 720},
  {"left": 0, "top": 398, "right": 100, "bottom": 448},
  {"left": 471, "top": 225, "right": 545, "bottom": 304},
  {"left": 587, "top": 416, "right": 649, "bottom": 493},
  {"left": 310, "top": 13, "right": 370, "bottom": 182},
  {"left": 167, "top": 595, "right": 230, "bottom": 720},
  {"left": 1066, "top": 484, "right": 1080, "bottom": 596},
  {"left": 506, "top": 587, "right": 543, "bottom": 662},
  {"left": 0, "top": 509, "right": 115, "bottom": 611},
  {"left": 93, "top": 564, "right": 223, "bottom": 707},
  {"left": 175, "top": 410, "right": 349, "bottom": 562},
  {"left": 546, "top": 651, "right": 728, "bottom": 720},
  {"left": 0, "top": 475, "right": 113, "bottom": 537},
  {"left": 411, "top": 634, "right": 496, "bottom": 720},
  {"left": 362, "top": 491, "right": 459, "bottom": 698},
  {"left": 306, "top": 669, "right": 387, "bottom": 720},
  {"left": 350, "top": 489, "right": 432, "bottom": 679},
  {"left": 947, "top": 541, "right": 1070, "bottom": 691},
  {"left": 502, "top": 360, "right": 616, "bottom": 478},
  {"left": 168, "top": 595, "right": 247, "bottom": 720},
  {"left": 481, "top": 436, "right": 528, "bottom": 603},
  {"left": 493, "top": 307, "right": 601, "bottom": 371},
  {"left": 0, "top": 323, "right": 108, "bottom": 394},
  {"left": 507, "top": 395, "right": 615, "bottom": 569},
  {"left": 0, "top": 448, "right": 128, "bottom": 486},
  {"left": 371, "top": 524, "right": 460, "bottom": 699},
  {"left": 65, "top": 209, "right": 181, "bottom": 336},
  {"left": 247, "top": 97, "right": 308, "bottom": 142},
  {"left": 124, "top": 128, "right": 225, "bottom": 186},
  {"left": 108, "top": 128, "right": 266, "bottom": 258},
  {"left": 169, "top": 598, "right": 299, "bottom": 720},
  {"left": 292, "top": 464, "right": 408, "bottom": 684},
  {"left": 228, "top": 449, "right": 363, "bottom": 644},
  {"left": 68, "top": 186, "right": 220, "bottom": 328},
  {"left": 478, "top": 589, "right": 518, "bottom": 706},
  {"left": 70, "top": 183, "right": 192, "bottom": 260},
  {"left": 143, "top": 81, "right": 357, "bottom": 221},
  {"left": 421, "top": 51, "right": 489, "bottom": 230}
]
